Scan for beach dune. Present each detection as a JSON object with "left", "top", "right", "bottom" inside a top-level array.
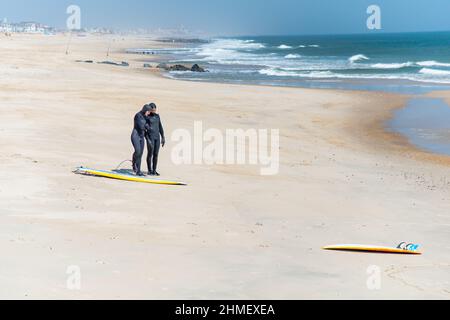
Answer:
[{"left": 0, "top": 34, "right": 449, "bottom": 299}]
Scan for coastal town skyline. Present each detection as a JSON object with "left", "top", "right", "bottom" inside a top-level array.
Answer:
[
  {"left": 4, "top": 16, "right": 450, "bottom": 39},
  {"left": 2, "top": 0, "right": 450, "bottom": 36},
  {"left": 0, "top": 17, "right": 199, "bottom": 37}
]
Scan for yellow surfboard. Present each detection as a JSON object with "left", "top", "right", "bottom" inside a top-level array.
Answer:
[
  {"left": 323, "top": 244, "right": 422, "bottom": 255},
  {"left": 74, "top": 167, "right": 187, "bottom": 186}
]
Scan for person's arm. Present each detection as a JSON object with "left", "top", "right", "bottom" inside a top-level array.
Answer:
[
  {"left": 159, "top": 116, "right": 166, "bottom": 147},
  {"left": 144, "top": 117, "right": 151, "bottom": 135},
  {"left": 136, "top": 113, "right": 147, "bottom": 135}
]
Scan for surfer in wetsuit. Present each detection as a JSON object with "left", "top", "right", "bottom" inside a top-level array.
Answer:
[
  {"left": 131, "top": 104, "right": 152, "bottom": 176},
  {"left": 145, "top": 103, "right": 166, "bottom": 176}
]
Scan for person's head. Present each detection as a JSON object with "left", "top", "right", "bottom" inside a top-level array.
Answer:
[
  {"left": 141, "top": 104, "right": 152, "bottom": 116},
  {"left": 148, "top": 103, "right": 157, "bottom": 114}
]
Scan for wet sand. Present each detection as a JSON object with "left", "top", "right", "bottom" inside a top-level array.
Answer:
[{"left": 389, "top": 97, "right": 450, "bottom": 156}]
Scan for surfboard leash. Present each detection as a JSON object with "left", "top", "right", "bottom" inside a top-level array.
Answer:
[{"left": 115, "top": 159, "right": 133, "bottom": 171}]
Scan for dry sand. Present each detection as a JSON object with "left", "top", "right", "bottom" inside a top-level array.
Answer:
[{"left": 0, "top": 34, "right": 449, "bottom": 299}]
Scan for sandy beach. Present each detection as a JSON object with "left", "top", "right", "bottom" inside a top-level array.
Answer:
[{"left": 0, "top": 34, "right": 449, "bottom": 299}]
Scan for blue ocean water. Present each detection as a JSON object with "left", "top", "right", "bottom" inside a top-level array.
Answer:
[
  {"left": 129, "top": 32, "right": 450, "bottom": 156},
  {"left": 144, "top": 32, "right": 450, "bottom": 93}
]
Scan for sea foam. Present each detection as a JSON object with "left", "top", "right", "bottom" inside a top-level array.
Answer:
[
  {"left": 349, "top": 54, "right": 369, "bottom": 63},
  {"left": 417, "top": 60, "right": 450, "bottom": 67},
  {"left": 371, "top": 62, "right": 414, "bottom": 69},
  {"left": 285, "top": 54, "right": 301, "bottom": 59},
  {"left": 419, "top": 68, "right": 450, "bottom": 76}
]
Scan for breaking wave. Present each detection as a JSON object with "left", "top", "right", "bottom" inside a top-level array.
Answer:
[{"left": 349, "top": 54, "right": 370, "bottom": 63}]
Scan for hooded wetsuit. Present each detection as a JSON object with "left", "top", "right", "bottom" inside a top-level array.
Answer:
[
  {"left": 145, "top": 113, "right": 165, "bottom": 173},
  {"left": 131, "top": 108, "right": 151, "bottom": 174}
]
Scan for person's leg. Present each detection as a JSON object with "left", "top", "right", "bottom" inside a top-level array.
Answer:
[
  {"left": 131, "top": 132, "right": 140, "bottom": 173},
  {"left": 132, "top": 133, "right": 145, "bottom": 175},
  {"left": 146, "top": 138, "right": 154, "bottom": 174},
  {"left": 152, "top": 139, "right": 161, "bottom": 175},
  {"left": 136, "top": 138, "right": 145, "bottom": 175}
]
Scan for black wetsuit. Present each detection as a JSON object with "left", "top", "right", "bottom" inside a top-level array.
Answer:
[
  {"left": 131, "top": 111, "right": 149, "bottom": 174},
  {"left": 145, "top": 113, "right": 165, "bottom": 173}
]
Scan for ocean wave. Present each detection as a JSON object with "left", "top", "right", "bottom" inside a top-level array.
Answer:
[
  {"left": 191, "top": 38, "right": 270, "bottom": 64},
  {"left": 168, "top": 70, "right": 194, "bottom": 74},
  {"left": 298, "top": 45, "right": 320, "bottom": 48},
  {"left": 127, "top": 47, "right": 197, "bottom": 54},
  {"left": 371, "top": 62, "right": 415, "bottom": 69},
  {"left": 210, "top": 39, "right": 266, "bottom": 50},
  {"left": 349, "top": 54, "right": 370, "bottom": 63},
  {"left": 416, "top": 60, "right": 450, "bottom": 67},
  {"left": 419, "top": 68, "right": 450, "bottom": 75},
  {"left": 278, "top": 45, "right": 293, "bottom": 49},
  {"left": 195, "top": 48, "right": 265, "bottom": 64},
  {"left": 257, "top": 67, "right": 450, "bottom": 84},
  {"left": 197, "top": 39, "right": 265, "bottom": 57},
  {"left": 285, "top": 54, "right": 301, "bottom": 59},
  {"left": 259, "top": 68, "right": 310, "bottom": 77},
  {"left": 259, "top": 68, "right": 333, "bottom": 78}
]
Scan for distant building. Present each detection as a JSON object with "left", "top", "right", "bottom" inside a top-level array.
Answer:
[
  {"left": 0, "top": 19, "right": 201, "bottom": 38},
  {"left": 0, "top": 20, "right": 54, "bottom": 34},
  {"left": 0, "top": 19, "right": 12, "bottom": 32},
  {"left": 87, "top": 27, "right": 114, "bottom": 34}
]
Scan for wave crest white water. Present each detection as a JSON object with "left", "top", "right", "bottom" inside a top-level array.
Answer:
[
  {"left": 259, "top": 68, "right": 297, "bottom": 77},
  {"left": 371, "top": 62, "right": 414, "bottom": 69},
  {"left": 257, "top": 67, "right": 450, "bottom": 84},
  {"left": 416, "top": 60, "right": 450, "bottom": 67},
  {"left": 285, "top": 54, "right": 301, "bottom": 59},
  {"left": 369, "top": 61, "right": 450, "bottom": 69},
  {"left": 259, "top": 68, "right": 333, "bottom": 78},
  {"left": 278, "top": 44, "right": 292, "bottom": 49},
  {"left": 419, "top": 68, "right": 450, "bottom": 76},
  {"left": 349, "top": 54, "right": 369, "bottom": 63},
  {"left": 209, "top": 39, "right": 266, "bottom": 50},
  {"left": 193, "top": 39, "right": 268, "bottom": 64}
]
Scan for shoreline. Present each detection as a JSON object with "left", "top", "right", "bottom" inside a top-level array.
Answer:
[
  {"left": 1, "top": 34, "right": 449, "bottom": 299},
  {"left": 123, "top": 35, "right": 450, "bottom": 165},
  {"left": 136, "top": 52, "right": 450, "bottom": 168}
]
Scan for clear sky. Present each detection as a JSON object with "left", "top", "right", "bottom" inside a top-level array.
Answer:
[{"left": 1, "top": 0, "right": 450, "bottom": 36}]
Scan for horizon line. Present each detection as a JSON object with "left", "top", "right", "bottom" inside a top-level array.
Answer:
[{"left": 217, "top": 29, "right": 450, "bottom": 39}]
